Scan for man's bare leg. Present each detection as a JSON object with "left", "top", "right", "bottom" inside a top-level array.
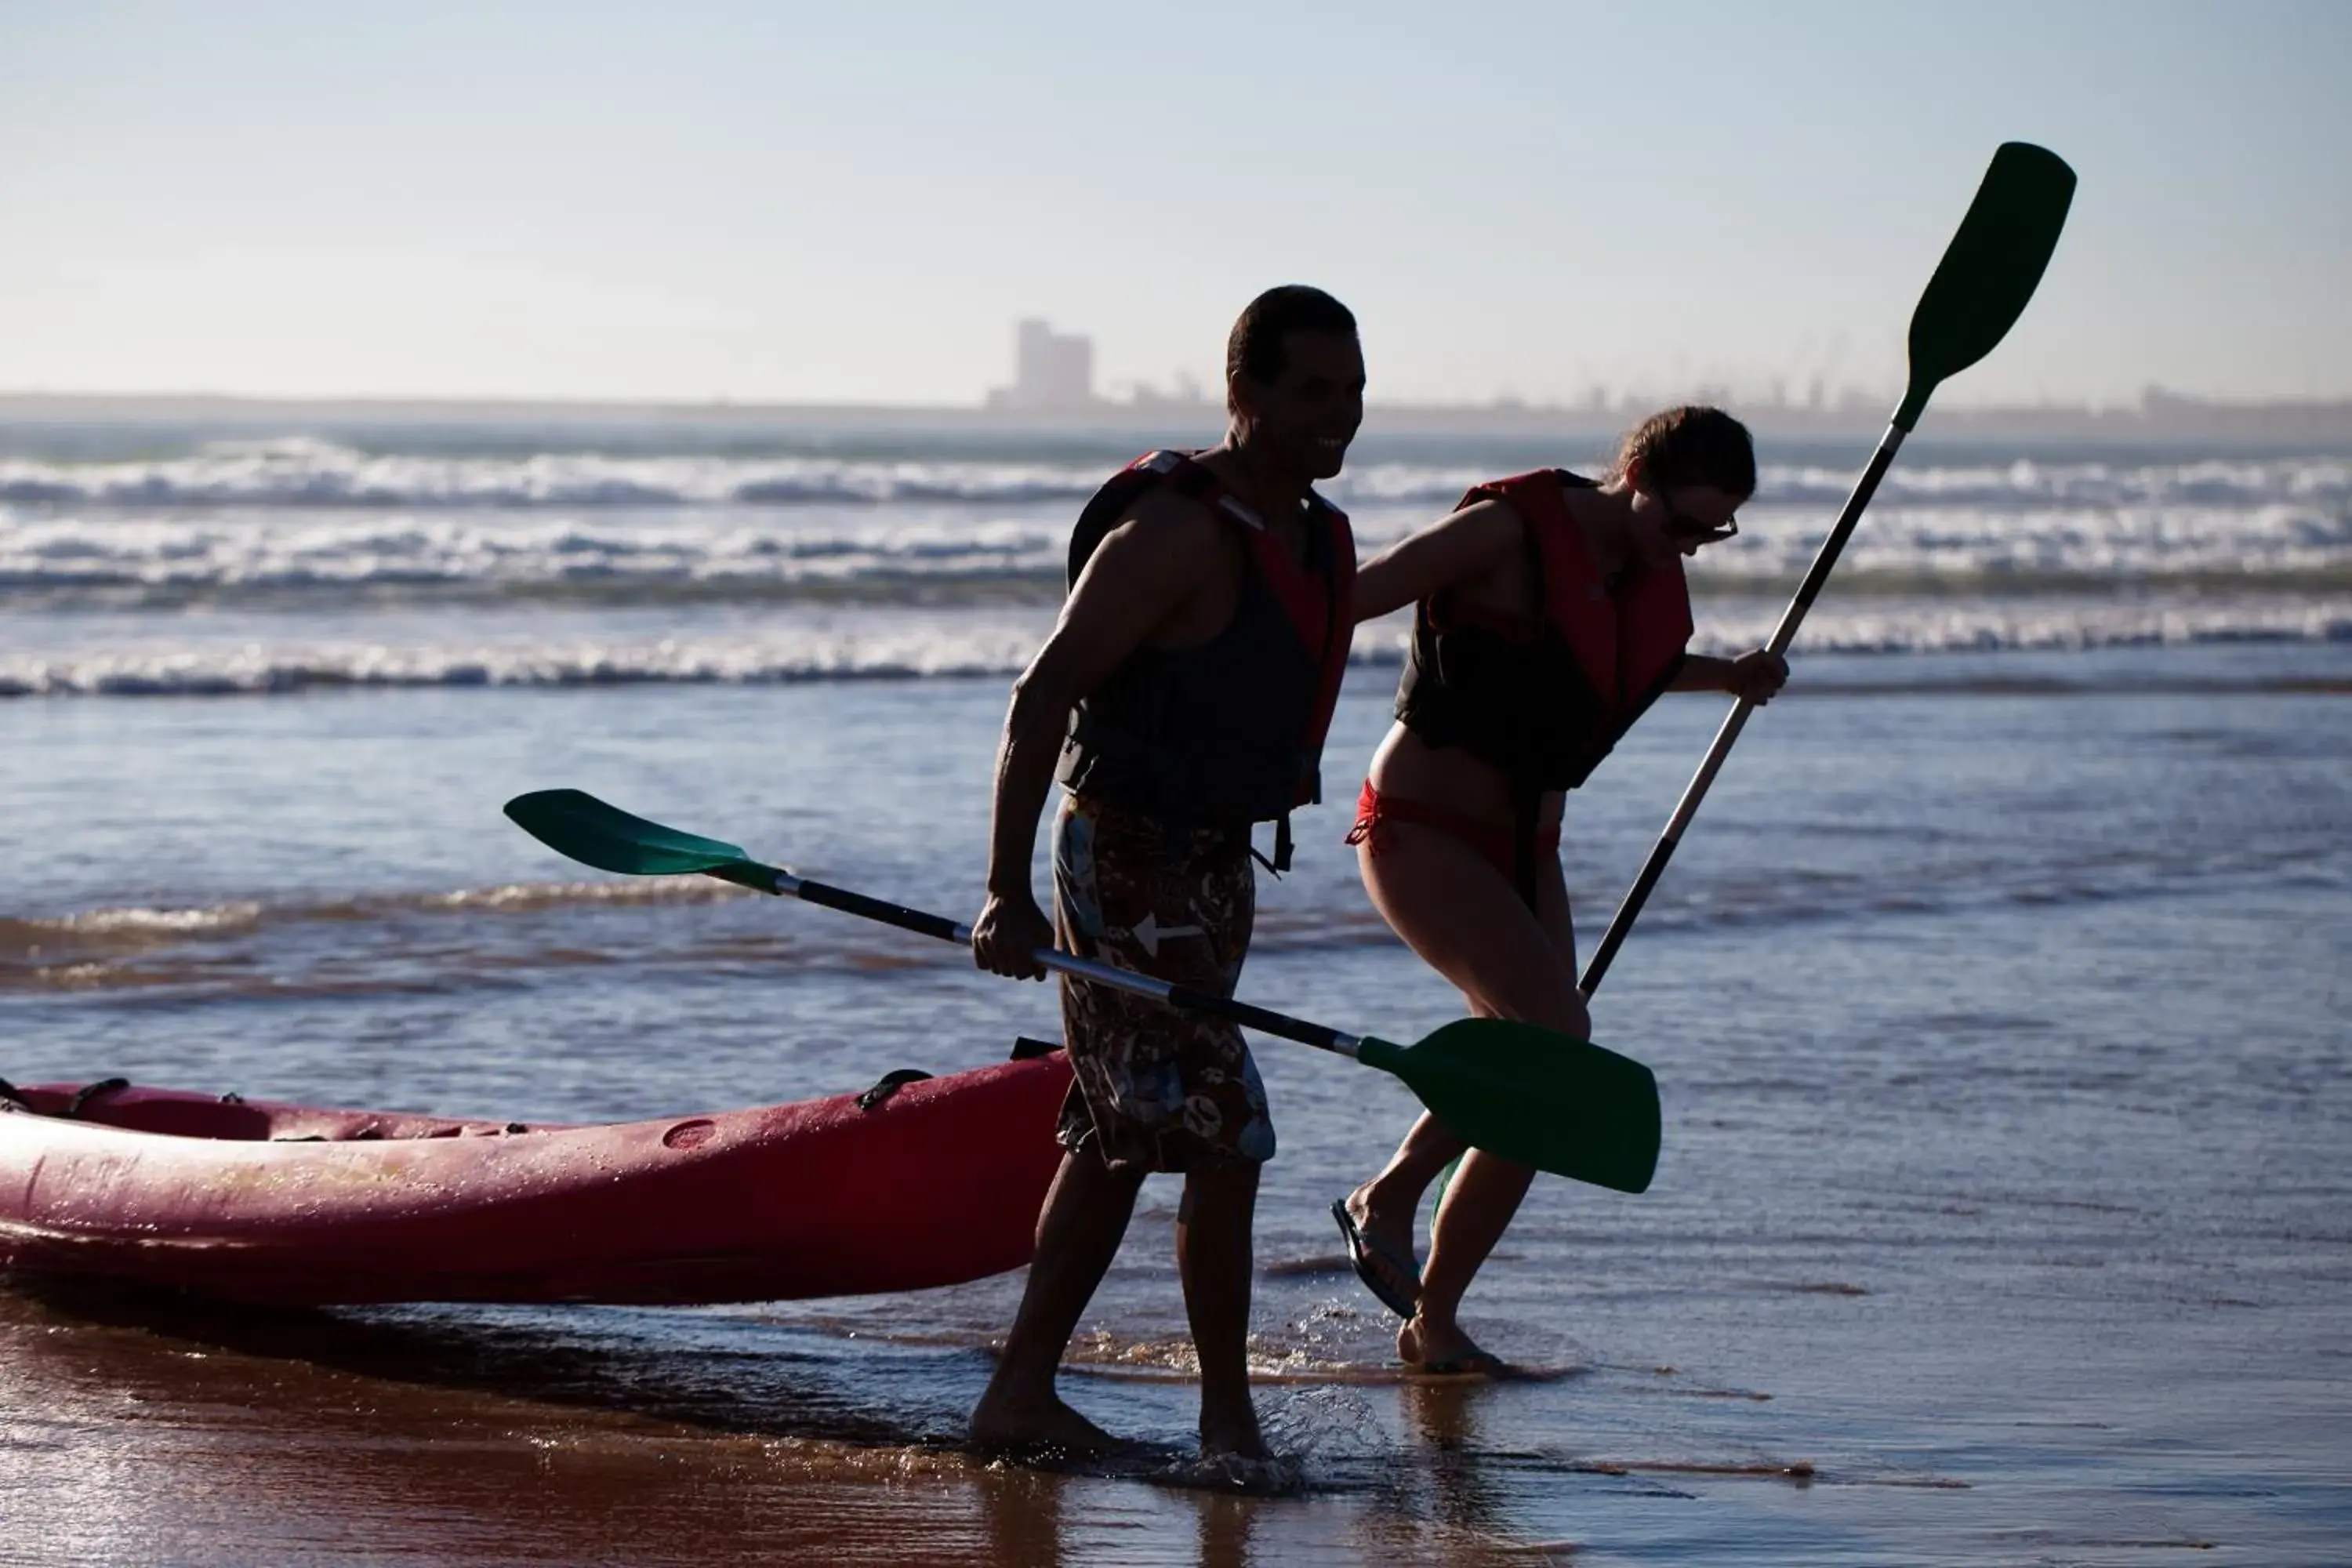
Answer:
[
  {"left": 1178, "top": 1160, "right": 1266, "bottom": 1459},
  {"left": 971, "top": 1147, "right": 1145, "bottom": 1451}
]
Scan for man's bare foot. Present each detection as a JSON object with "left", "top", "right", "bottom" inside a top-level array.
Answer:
[
  {"left": 1200, "top": 1403, "right": 1269, "bottom": 1463},
  {"left": 1396, "top": 1314, "right": 1508, "bottom": 1377},
  {"left": 1188, "top": 1449, "right": 1305, "bottom": 1495},
  {"left": 969, "top": 1388, "right": 1124, "bottom": 1455}
]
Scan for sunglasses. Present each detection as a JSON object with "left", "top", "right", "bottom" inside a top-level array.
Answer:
[{"left": 1652, "top": 492, "right": 1740, "bottom": 545}]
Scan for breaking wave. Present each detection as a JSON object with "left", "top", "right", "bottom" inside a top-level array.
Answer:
[
  {"left": 3, "top": 595, "right": 2347, "bottom": 698},
  {"left": 3, "top": 437, "right": 2345, "bottom": 517}
]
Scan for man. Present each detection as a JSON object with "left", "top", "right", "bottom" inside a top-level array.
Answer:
[{"left": 967, "top": 285, "right": 1363, "bottom": 1462}]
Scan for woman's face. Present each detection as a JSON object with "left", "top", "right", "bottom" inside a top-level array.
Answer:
[{"left": 1630, "top": 481, "right": 1745, "bottom": 564}]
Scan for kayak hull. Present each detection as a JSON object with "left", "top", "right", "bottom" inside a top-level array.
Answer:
[{"left": 0, "top": 1053, "right": 1069, "bottom": 1307}]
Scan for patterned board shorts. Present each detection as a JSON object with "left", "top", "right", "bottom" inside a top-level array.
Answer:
[{"left": 1052, "top": 792, "right": 1275, "bottom": 1174}]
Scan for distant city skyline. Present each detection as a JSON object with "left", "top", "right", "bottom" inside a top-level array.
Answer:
[
  {"left": 3, "top": 3, "right": 2347, "bottom": 407},
  {"left": 968, "top": 317, "right": 2351, "bottom": 431},
  {"left": 985, "top": 319, "right": 1097, "bottom": 412}
]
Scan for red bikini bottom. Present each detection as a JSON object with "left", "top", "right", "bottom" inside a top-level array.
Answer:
[{"left": 1345, "top": 780, "right": 1559, "bottom": 889}]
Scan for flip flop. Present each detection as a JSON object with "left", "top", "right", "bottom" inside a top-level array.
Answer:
[{"left": 1330, "top": 1198, "right": 1421, "bottom": 1319}]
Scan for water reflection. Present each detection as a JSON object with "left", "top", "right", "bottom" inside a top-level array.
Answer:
[{"left": 2, "top": 1284, "right": 1559, "bottom": 1566}]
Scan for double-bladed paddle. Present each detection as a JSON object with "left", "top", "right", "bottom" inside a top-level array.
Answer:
[
  {"left": 504, "top": 788, "right": 1661, "bottom": 1194},
  {"left": 1577, "top": 141, "right": 2078, "bottom": 994}
]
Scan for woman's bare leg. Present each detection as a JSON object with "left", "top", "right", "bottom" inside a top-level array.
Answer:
[{"left": 1348, "top": 818, "right": 1584, "bottom": 1368}]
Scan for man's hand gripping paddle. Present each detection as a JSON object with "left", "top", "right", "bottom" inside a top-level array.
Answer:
[{"left": 505, "top": 788, "right": 1661, "bottom": 1194}]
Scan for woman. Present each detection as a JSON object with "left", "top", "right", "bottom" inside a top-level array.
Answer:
[{"left": 1330, "top": 405, "right": 1786, "bottom": 1374}]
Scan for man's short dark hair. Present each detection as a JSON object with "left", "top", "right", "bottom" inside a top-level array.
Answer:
[{"left": 1226, "top": 285, "right": 1358, "bottom": 387}]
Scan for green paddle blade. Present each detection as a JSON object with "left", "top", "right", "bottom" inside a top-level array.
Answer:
[
  {"left": 1357, "top": 1020, "right": 1661, "bottom": 1194},
  {"left": 504, "top": 789, "right": 772, "bottom": 884},
  {"left": 1896, "top": 141, "right": 2076, "bottom": 430}
]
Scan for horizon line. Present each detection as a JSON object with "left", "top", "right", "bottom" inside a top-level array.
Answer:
[{"left": 6, "top": 385, "right": 2350, "bottom": 419}]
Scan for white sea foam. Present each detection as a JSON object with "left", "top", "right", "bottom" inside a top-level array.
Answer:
[
  {"left": 3, "top": 595, "right": 2343, "bottom": 698},
  {"left": 0, "top": 438, "right": 1109, "bottom": 511},
  {"left": 0, "top": 506, "right": 1072, "bottom": 606},
  {"left": 1, "top": 481, "right": 2343, "bottom": 608},
  {"left": 3, "top": 440, "right": 2344, "bottom": 517},
  {"left": 1684, "top": 498, "right": 2351, "bottom": 585},
  {"left": 2, "top": 434, "right": 2344, "bottom": 688}
]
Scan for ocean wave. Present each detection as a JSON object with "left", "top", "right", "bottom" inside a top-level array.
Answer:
[
  {"left": 0, "top": 880, "right": 740, "bottom": 957},
  {"left": 1755, "top": 455, "right": 2352, "bottom": 511},
  {"left": 3, "top": 438, "right": 2345, "bottom": 517},
  {"left": 0, "top": 512, "right": 1074, "bottom": 610},
  {"left": 2, "top": 501, "right": 2344, "bottom": 612},
  {"left": 4, "top": 597, "right": 2346, "bottom": 698},
  {"left": 0, "top": 902, "right": 267, "bottom": 958},
  {"left": 0, "top": 438, "right": 1111, "bottom": 512},
  {"left": 0, "top": 881, "right": 752, "bottom": 988}
]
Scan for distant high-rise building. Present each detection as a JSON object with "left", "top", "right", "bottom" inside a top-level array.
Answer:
[{"left": 987, "top": 319, "right": 1096, "bottom": 410}]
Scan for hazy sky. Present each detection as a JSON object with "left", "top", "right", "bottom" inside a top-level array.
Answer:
[{"left": 4, "top": 2, "right": 2347, "bottom": 408}]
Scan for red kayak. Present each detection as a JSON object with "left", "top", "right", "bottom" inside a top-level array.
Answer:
[{"left": 0, "top": 1047, "right": 1069, "bottom": 1307}]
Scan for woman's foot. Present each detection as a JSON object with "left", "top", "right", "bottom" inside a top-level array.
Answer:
[
  {"left": 1333, "top": 1189, "right": 1421, "bottom": 1319},
  {"left": 1396, "top": 1313, "right": 1508, "bottom": 1377}
]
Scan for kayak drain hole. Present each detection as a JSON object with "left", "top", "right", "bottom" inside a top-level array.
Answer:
[{"left": 663, "top": 1120, "right": 717, "bottom": 1150}]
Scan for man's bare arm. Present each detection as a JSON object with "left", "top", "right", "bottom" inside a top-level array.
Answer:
[
  {"left": 972, "top": 495, "right": 1228, "bottom": 977},
  {"left": 1352, "top": 499, "right": 1521, "bottom": 622}
]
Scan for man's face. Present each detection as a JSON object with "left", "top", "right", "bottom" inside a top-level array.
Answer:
[{"left": 1236, "top": 331, "right": 1365, "bottom": 481}]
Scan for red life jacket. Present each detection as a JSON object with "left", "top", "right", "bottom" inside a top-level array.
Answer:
[
  {"left": 1056, "top": 451, "right": 1356, "bottom": 862},
  {"left": 1392, "top": 468, "right": 1692, "bottom": 897}
]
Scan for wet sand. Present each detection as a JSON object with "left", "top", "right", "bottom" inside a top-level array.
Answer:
[{"left": 0, "top": 1286, "right": 1599, "bottom": 1567}]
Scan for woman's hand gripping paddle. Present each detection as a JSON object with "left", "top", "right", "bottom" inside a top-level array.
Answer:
[
  {"left": 1577, "top": 141, "right": 2078, "bottom": 995},
  {"left": 504, "top": 788, "right": 1661, "bottom": 1193}
]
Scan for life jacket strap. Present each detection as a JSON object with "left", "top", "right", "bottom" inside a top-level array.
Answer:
[{"left": 1250, "top": 814, "right": 1295, "bottom": 877}]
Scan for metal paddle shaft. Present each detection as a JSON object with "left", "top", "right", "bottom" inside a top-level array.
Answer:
[
  {"left": 1577, "top": 142, "right": 2076, "bottom": 996},
  {"left": 508, "top": 789, "right": 1378, "bottom": 1058},
  {"left": 787, "top": 869, "right": 1379, "bottom": 1058},
  {"left": 503, "top": 788, "right": 1664, "bottom": 1193}
]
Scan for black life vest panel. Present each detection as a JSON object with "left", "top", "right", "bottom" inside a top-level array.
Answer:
[
  {"left": 1394, "top": 469, "right": 1692, "bottom": 901},
  {"left": 1056, "top": 451, "right": 1356, "bottom": 848}
]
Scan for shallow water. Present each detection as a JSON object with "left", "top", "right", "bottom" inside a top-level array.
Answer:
[{"left": 4, "top": 633, "right": 2349, "bottom": 1564}]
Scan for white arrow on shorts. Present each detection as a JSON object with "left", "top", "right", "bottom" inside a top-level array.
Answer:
[{"left": 1126, "top": 911, "right": 1204, "bottom": 958}]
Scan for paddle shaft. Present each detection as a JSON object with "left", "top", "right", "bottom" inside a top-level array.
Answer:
[
  {"left": 725, "top": 860, "right": 1370, "bottom": 1061},
  {"left": 500, "top": 786, "right": 1667, "bottom": 1189},
  {"left": 1578, "top": 423, "right": 1907, "bottom": 996},
  {"left": 1579, "top": 143, "right": 2073, "bottom": 993}
]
